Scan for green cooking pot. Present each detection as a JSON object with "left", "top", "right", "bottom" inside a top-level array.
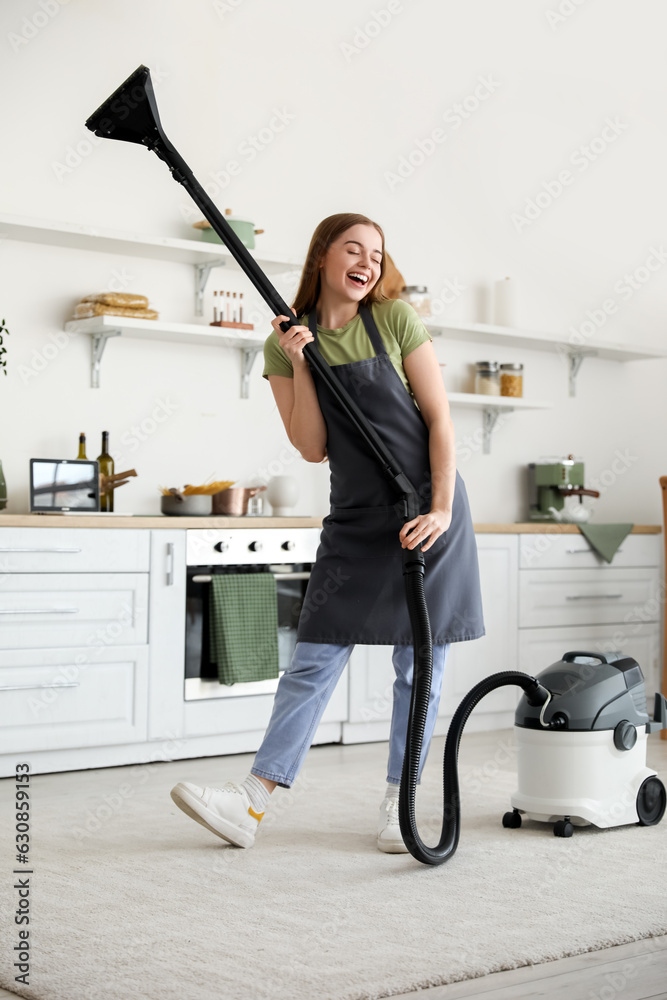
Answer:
[{"left": 193, "top": 211, "right": 264, "bottom": 250}]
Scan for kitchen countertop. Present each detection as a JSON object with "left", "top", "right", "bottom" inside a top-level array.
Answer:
[{"left": 0, "top": 514, "right": 661, "bottom": 533}]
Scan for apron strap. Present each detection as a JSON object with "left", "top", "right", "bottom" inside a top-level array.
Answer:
[{"left": 306, "top": 304, "right": 388, "bottom": 356}]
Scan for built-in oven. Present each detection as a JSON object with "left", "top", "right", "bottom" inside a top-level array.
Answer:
[{"left": 184, "top": 527, "right": 321, "bottom": 701}]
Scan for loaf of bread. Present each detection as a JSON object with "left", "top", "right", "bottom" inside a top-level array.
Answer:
[
  {"left": 81, "top": 292, "right": 149, "bottom": 308},
  {"left": 74, "top": 302, "right": 159, "bottom": 320}
]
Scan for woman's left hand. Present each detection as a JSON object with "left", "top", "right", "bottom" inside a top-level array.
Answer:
[{"left": 399, "top": 508, "right": 452, "bottom": 552}]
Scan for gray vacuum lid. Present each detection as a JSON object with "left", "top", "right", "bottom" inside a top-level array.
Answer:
[{"left": 516, "top": 651, "right": 649, "bottom": 731}]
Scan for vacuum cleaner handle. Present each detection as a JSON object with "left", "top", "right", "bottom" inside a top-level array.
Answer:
[
  {"left": 85, "top": 64, "right": 422, "bottom": 521},
  {"left": 562, "top": 651, "right": 608, "bottom": 664}
]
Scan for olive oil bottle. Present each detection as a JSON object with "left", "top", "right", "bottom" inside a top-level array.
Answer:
[
  {"left": 77, "top": 432, "right": 87, "bottom": 459},
  {"left": 97, "top": 431, "right": 114, "bottom": 512}
]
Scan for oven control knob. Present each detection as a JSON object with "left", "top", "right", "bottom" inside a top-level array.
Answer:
[
  {"left": 213, "top": 541, "right": 229, "bottom": 553},
  {"left": 281, "top": 541, "right": 295, "bottom": 551},
  {"left": 248, "top": 541, "right": 263, "bottom": 552}
]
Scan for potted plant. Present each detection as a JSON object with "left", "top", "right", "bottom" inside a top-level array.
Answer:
[{"left": 0, "top": 318, "right": 9, "bottom": 510}]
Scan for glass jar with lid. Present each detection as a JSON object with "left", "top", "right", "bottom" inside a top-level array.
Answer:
[
  {"left": 474, "top": 361, "right": 500, "bottom": 396},
  {"left": 500, "top": 363, "right": 523, "bottom": 398},
  {"left": 399, "top": 285, "right": 431, "bottom": 318}
]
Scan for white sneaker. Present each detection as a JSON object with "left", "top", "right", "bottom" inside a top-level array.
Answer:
[
  {"left": 377, "top": 794, "right": 409, "bottom": 853},
  {"left": 170, "top": 781, "right": 263, "bottom": 848}
]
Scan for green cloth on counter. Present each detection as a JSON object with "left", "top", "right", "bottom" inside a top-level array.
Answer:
[
  {"left": 208, "top": 574, "right": 279, "bottom": 685},
  {"left": 578, "top": 523, "right": 634, "bottom": 563}
]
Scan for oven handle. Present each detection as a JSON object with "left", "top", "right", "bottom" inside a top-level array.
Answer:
[{"left": 191, "top": 572, "right": 311, "bottom": 583}]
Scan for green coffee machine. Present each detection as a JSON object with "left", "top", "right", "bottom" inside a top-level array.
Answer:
[{"left": 528, "top": 455, "right": 600, "bottom": 522}]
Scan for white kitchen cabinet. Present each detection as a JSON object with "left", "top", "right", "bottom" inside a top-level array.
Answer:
[
  {"left": 0, "top": 644, "right": 149, "bottom": 753},
  {"left": 0, "top": 526, "right": 150, "bottom": 776},
  {"left": 0, "top": 573, "right": 148, "bottom": 648},
  {"left": 441, "top": 535, "right": 519, "bottom": 720},
  {"left": 519, "top": 567, "right": 659, "bottom": 629},
  {"left": 0, "top": 527, "right": 149, "bottom": 572},
  {"left": 342, "top": 535, "right": 519, "bottom": 745},
  {"left": 518, "top": 533, "right": 662, "bottom": 699},
  {"left": 147, "top": 530, "right": 186, "bottom": 741}
]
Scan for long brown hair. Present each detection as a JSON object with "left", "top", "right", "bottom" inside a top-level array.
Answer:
[{"left": 291, "top": 213, "right": 389, "bottom": 320}]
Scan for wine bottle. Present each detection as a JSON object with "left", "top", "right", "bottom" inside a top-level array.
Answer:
[
  {"left": 97, "top": 431, "right": 114, "bottom": 512},
  {"left": 77, "top": 432, "right": 87, "bottom": 459}
]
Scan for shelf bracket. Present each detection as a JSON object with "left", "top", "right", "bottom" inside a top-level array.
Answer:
[
  {"left": 482, "top": 406, "right": 508, "bottom": 454},
  {"left": 241, "top": 346, "right": 261, "bottom": 399},
  {"left": 194, "top": 261, "right": 225, "bottom": 316},
  {"left": 91, "top": 329, "right": 121, "bottom": 389},
  {"left": 565, "top": 348, "right": 598, "bottom": 397}
]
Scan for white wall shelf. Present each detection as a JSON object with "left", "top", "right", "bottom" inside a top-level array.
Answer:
[
  {"left": 0, "top": 212, "right": 300, "bottom": 316},
  {"left": 425, "top": 320, "right": 667, "bottom": 396},
  {"left": 446, "top": 392, "right": 553, "bottom": 454},
  {"left": 65, "top": 315, "right": 265, "bottom": 396}
]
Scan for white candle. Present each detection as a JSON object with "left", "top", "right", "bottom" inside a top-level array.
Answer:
[{"left": 493, "top": 277, "right": 516, "bottom": 327}]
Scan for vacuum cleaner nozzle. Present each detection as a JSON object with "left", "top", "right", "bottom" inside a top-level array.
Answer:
[{"left": 85, "top": 65, "right": 165, "bottom": 148}]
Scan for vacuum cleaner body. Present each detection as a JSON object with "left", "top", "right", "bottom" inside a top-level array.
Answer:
[{"left": 510, "top": 651, "right": 667, "bottom": 832}]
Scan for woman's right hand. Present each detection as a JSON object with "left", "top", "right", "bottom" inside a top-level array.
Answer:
[{"left": 271, "top": 310, "right": 314, "bottom": 365}]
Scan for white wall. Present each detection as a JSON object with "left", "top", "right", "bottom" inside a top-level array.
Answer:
[{"left": 0, "top": 0, "right": 665, "bottom": 524}]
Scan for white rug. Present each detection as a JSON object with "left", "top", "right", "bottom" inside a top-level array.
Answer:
[{"left": 0, "top": 732, "right": 665, "bottom": 1000}]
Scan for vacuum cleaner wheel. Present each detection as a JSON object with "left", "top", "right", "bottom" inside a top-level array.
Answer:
[
  {"left": 636, "top": 776, "right": 666, "bottom": 826},
  {"left": 502, "top": 809, "right": 522, "bottom": 829},
  {"left": 553, "top": 818, "right": 574, "bottom": 838}
]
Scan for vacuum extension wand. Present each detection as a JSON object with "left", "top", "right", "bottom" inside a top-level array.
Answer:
[{"left": 85, "top": 65, "right": 551, "bottom": 866}]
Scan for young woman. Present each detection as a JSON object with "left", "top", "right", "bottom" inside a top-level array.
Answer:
[{"left": 171, "top": 213, "right": 485, "bottom": 852}]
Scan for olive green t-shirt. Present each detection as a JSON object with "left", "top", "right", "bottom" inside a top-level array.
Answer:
[{"left": 262, "top": 298, "right": 432, "bottom": 406}]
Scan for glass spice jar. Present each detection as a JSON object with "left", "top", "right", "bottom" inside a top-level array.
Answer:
[
  {"left": 500, "top": 363, "right": 523, "bottom": 398},
  {"left": 399, "top": 285, "right": 431, "bottom": 317},
  {"left": 474, "top": 361, "right": 501, "bottom": 396}
]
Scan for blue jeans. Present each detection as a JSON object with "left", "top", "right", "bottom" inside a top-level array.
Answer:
[{"left": 251, "top": 641, "right": 450, "bottom": 788}]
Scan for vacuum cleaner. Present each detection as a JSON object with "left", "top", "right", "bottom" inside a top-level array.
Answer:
[{"left": 84, "top": 66, "right": 667, "bottom": 865}]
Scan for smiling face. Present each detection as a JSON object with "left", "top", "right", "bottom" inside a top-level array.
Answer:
[{"left": 319, "top": 223, "right": 384, "bottom": 305}]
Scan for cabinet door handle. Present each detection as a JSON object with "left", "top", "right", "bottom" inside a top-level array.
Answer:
[
  {"left": 0, "top": 607, "right": 80, "bottom": 614},
  {"left": 0, "top": 547, "right": 82, "bottom": 553},
  {"left": 565, "top": 594, "right": 623, "bottom": 601},
  {"left": 565, "top": 547, "right": 623, "bottom": 555},
  {"left": 0, "top": 681, "right": 81, "bottom": 691},
  {"left": 166, "top": 542, "right": 174, "bottom": 587}
]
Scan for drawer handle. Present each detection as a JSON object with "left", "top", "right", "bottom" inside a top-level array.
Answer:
[
  {"left": 166, "top": 542, "right": 174, "bottom": 587},
  {"left": 192, "top": 572, "right": 311, "bottom": 583},
  {"left": 566, "top": 548, "right": 624, "bottom": 554},
  {"left": 0, "top": 547, "right": 82, "bottom": 553},
  {"left": 0, "top": 681, "right": 80, "bottom": 691},
  {"left": 565, "top": 594, "right": 623, "bottom": 601},
  {"left": 0, "top": 607, "right": 80, "bottom": 614}
]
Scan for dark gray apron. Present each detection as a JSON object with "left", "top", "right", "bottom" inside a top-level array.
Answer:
[{"left": 296, "top": 303, "right": 485, "bottom": 646}]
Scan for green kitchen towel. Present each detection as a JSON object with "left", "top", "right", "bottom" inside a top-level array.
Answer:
[
  {"left": 208, "top": 573, "right": 279, "bottom": 685},
  {"left": 577, "top": 523, "right": 634, "bottom": 564}
]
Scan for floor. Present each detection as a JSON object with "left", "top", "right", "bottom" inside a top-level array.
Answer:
[{"left": 1, "top": 730, "right": 665, "bottom": 1000}]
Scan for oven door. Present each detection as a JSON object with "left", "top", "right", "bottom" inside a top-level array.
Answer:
[{"left": 184, "top": 564, "right": 311, "bottom": 700}]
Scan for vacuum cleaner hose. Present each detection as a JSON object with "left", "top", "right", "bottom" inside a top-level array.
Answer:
[{"left": 399, "top": 564, "right": 550, "bottom": 866}]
